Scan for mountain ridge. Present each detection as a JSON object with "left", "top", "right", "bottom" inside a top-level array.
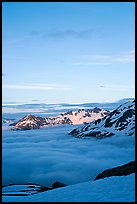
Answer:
[
  {"left": 69, "top": 100, "right": 135, "bottom": 138},
  {"left": 11, "top": 107, "right": 109, "bottom": 130}
]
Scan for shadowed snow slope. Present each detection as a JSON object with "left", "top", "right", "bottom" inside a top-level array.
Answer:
[
  {"left": 2, "top": 174, "right": 135, "bottom": 202},
  {"left": 69, "top": 100, "right": 135, "bottom": 138}
]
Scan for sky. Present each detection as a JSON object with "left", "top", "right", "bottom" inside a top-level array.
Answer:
[{"left": 2, "top": 2, "right": 135, "bottom": 104}]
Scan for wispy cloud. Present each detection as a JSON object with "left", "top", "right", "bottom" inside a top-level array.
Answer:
[
  {"left": 29, "top": 29, "right": 96, "bottom": 39},
  {"left": 99, "top": 84, "right": 134, "bottom": 90},
  {"left": 47, "top": 29, "right": 76, "bottom": 39},
  {"left": 75, "top": 62, "right": 111, "bottom": 66},
  {"left": 74, "top": 50, "right": 135, "bottom": 65},
  {"left": 46, "top": 29, "right": 95, "bottom": 39},
  {"left": 3, "top": 83, "right": 70, "bottom": 91},
  {"left": 29, "top": 30, "right": 40, "bottom": 36},
  {"left": 3, "top": 28, "right": 97, "bottom": 47},
  {"left": 31, "top": 99, "right": 41, "bottom": 102}
]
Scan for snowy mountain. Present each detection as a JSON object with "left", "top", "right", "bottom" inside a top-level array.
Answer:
[
  {"left": 69, "top": 100, "right": 135, "bottom": 138},
  {"left": 46, "top": 107, "right": 109, "bottom": 125},
  {"left": 2, "top": 100, "right": 135, "bottom": 202},
  {"left": 11, "top": 114, "right": 47, "bottom": 130},
  {"left": 2, "top": 118, "right": 15, "bottom": 124},
  {"left": 11, "top": 107, "right": 109, "bottom": 130}
]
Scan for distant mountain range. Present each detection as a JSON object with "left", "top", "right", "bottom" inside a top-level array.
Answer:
[
  {"left": 11, "top": 107, "right": 109, "bottom": 130},
  {"left": 69, "top": 100, "right": 135, "bottom": 138},
  {"left": 3, "top": 98, "right": 134, "bottom": 107},
  {"left": 3, "top": 98, "right": 134, "bottom": 111}
]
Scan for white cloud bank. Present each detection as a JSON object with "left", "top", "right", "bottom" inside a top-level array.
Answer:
[
  {"left": 3, "top": 83, "right": 70, "bottom": 91},
  {"left": 2, "top": 125, "right": 135, "bottom": 188}
]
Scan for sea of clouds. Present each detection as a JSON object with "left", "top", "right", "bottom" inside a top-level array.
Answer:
[{"left": 2, "top": 124, "right": 135, "bottom": 188}]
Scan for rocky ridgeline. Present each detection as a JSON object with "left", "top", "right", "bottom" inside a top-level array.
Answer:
[
  {"left": 69, "top": 100, "right": 135, "bottom": 138},
  {"left": 11, "top": 108, "right": 109, "bottom": 130},
  {"left": 11, "top": 114, "right": 47, "bottom": 130},
  {"left": 2, "top": 181, "right": 67, "bottom": 196},
  {"left": 94, "top": 161, "right": 135, "bottom": 181}
]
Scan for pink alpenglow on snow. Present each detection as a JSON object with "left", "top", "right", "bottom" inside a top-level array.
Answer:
[{"left": 11, "top": 107, "right": 109, "bottom": 130}]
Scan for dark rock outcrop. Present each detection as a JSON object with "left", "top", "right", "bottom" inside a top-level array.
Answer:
[
  {"left": 2, "top": 183, "right": 51, "bottom": 196},
  {"left": 2, "top": 181, "right": 68, "bottom": 196},
  {"left": 52, "top": 181, "right": 67, "bottom": 189},
  {"left": 94, "top": 161, "right": 135, "bottom": 181}
]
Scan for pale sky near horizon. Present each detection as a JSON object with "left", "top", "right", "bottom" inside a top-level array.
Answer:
[{"left": 2, "top": 2, "right": 135, "bottom": 104}]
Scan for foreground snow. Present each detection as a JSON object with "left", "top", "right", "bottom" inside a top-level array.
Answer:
[{"left": 2, "top": 174, "right": 135, "bottom": 202}]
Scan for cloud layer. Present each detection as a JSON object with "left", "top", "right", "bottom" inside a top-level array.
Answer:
[{"left": 2, "top": 125, "right": 135, "bottom": 187}]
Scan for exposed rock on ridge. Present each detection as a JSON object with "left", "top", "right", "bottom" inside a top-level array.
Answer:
[
  {"left": 94, "top": 161, "right": 135, "bottom": 181},
  {"left": 11, "top": 107, "right": 109, "bottom": 130},
  {"left": 2, "top": 181, "right": 67, "bottom": 196},
  {"left": 69, "top": 100, "right": 135, "bottom": 138},
  {"left": 11, "top": 114, "right": 47, "bottom": 130}
]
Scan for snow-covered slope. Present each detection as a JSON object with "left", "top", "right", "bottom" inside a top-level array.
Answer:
[
  {"left": 11, "top": 108, "right": 109, "bottom": 130},
  {"left": 46, "top": 107, "right": 109, "bottom": 125},
  {"left": 2, "top": 174, "right": 135, "bottom": 202},
  {"left": 69, "top": 100, "right": 135, "bottom": 138},
  {"left": 2, "top": 118, "right": 15, "bottom": 124}
]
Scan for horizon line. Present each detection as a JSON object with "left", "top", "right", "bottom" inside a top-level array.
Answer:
[{"left": 2, "top": 97, "right": 135, "bottom": 106}]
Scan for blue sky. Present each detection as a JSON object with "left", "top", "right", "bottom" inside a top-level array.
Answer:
[{"left": 2, "top": 2, "right": 135, "bottom": 104}]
